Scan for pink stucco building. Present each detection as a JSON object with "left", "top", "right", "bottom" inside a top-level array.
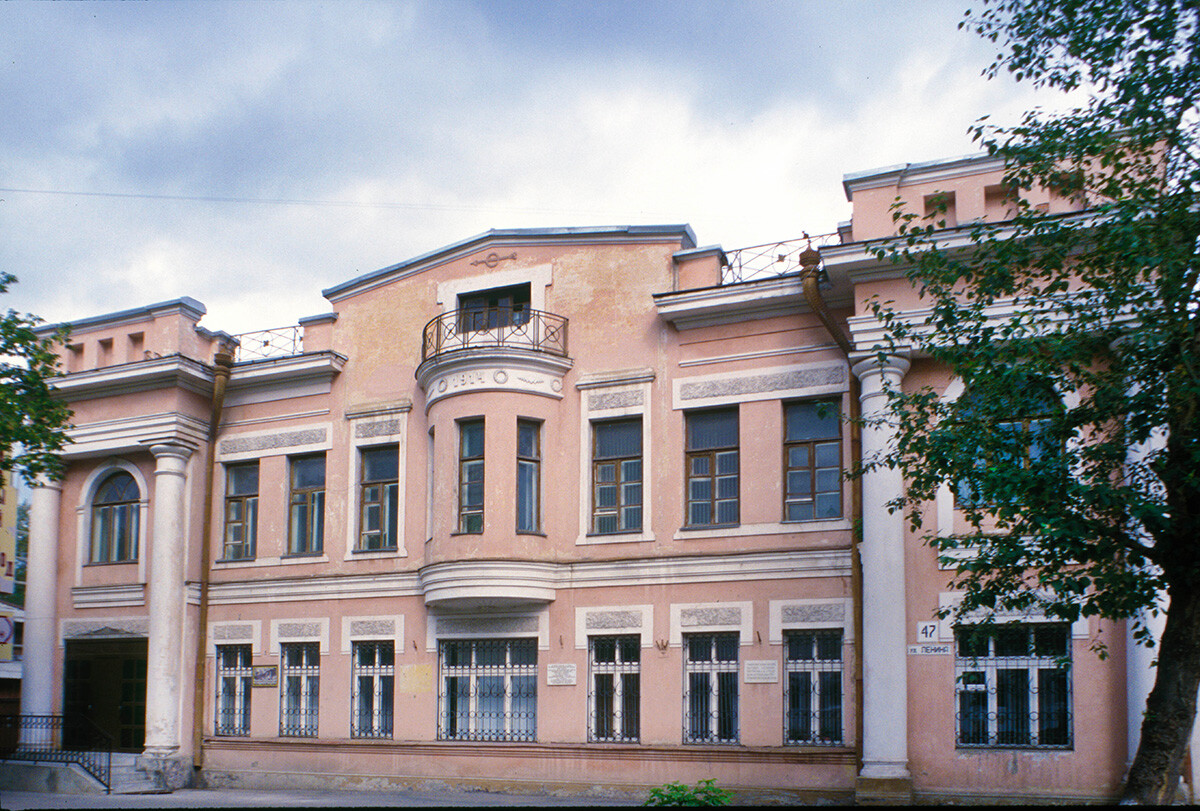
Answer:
[{"left": 18, "top": 154, "right": 1157, "bottom": 802}]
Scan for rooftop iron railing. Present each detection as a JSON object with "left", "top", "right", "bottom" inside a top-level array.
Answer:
[
  {"left": 0, "top": 713, "right": 113, "bottom": 792},
  {"left": 721, "top": 231, "right": 839, "bottom": 285},
  {"left": 422, "top": 307, "right": 568, "bottom": 363},
  {"left": 231, "top": 325, "right": 303, "bottom": 363}
]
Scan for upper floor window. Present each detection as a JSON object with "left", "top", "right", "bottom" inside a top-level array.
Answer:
[
  {"left": 592, "top": 418, "right": 643, "bottom": 535},
  {"left": 459, "top": 420, "right": 484, "bottom": 533},
  {"left": 458, "top": 283, "right": 531, "bottom": 331},
  {"left": 90, "top": 471, "right": 139, "bottom": 563},
  {"left": 223, "top": 463, "right": 259, "bottom": 560},
  {"left": 685, "top": 408, "right": 738, "bottom": 527},
  {"left": 288, "top": 455, "right": 325, "bottom": 555},
  {"left": 784, "top": 400, "right": 842, "bottom": 521},
  {"left": 516, "top": 420, "right": 541, "bottom": 533},
  {"left": 954, "top": 381, "right": 1058, "bottom": 507},
  {"left": 955, "top": 623, "right": 1072, "bottom": 749},
  {"left": 359, "top": 446, "right": 399, "bottom": 551}
]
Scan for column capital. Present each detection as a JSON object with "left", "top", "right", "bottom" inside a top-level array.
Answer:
[
  {"left": 29, "top": 474, "right": 64, "bottom": 492},
  {"left": 145, "top": 441, "right": 197, "bottom": 463},
  {"left": 851, "top": 352, "right": 911, "bottom": 383}
]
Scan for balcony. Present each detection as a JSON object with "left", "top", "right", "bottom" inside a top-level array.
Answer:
[
  {"left": 421, "top": 307, "right": 568, "bottom": 362},
  {"left": 417, "top": 307, "right": 573, "bottom": 408}
]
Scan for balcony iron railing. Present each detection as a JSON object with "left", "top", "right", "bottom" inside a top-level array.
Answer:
[
  {"left": 231, "top": 325, "right": 302, "bottom": 363},
  {"left": 422, "top": 308, "right": 568, "bottom": 363},
  {"left": 721, "top": 232, "right": 839, "bottom": 285},
  {"left": 0, "top": 713, "right": 113, "bottom": 792}
]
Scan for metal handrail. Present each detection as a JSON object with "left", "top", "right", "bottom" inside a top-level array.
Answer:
[
  {"left": 722, "top": 231, "right": 840, "bottom": 285},
  {"left": 231, "top": 325, "right": 303, "bottom": 362},
  {"left": 0, "top": 713, "right": 113, "bottom": 793},
  {"left": 421, "top": 307, "right": 569, "bottom": 362}
]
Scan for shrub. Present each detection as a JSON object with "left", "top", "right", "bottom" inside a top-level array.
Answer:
[{"left": 644, "top": 778, "right": 732, "bottom": 806}]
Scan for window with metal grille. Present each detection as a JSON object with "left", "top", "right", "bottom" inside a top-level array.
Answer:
[
  {"left": 955, "top": 624, "right": 1072, "bottom": 749},
  {"left": 279, "top": 642, "right": 320, "bottom": 737},
  {"left": 589, "top": 635, "right": 640, "bottom": 742},
  {"left": 215, "top": 645, "right": 252, "bottom": 736},
  {"left": 223, "top": 463, "right": 258, "bottom": 560},
  {"left": 90, "top": 471, "right": 139, "bottom": 563},
  {"left": 288, "top": 455, "right": 325, "bottom": 555},
  {"left": 352, "top": 641, "right": 394, "bottom": 738},
  {"left": 516, "top": 420, "right": 541, "bottom": 533},
  {"left": 459, "top": 420, "right": 484, "bottom": 534},
  {"left": 439, "top": 639, "right": 537, "bottom": 742},
  {"left": 784, "top": 400, "right": 842, "bottom": 521},
  {"left": 785, "top": 630, "right": 843, "bottom": 744},
  {"left": 592, "top": 419, "right": 642, "bottom": 534},
  {"left": 685, "top": 409, "right": 739, "bottom": 527},
  {"left": 683, "top": 633, "right": 739, "bottom": 744},
  {"left": 358, "top": 447, "right": 399, "bottom": 551}
]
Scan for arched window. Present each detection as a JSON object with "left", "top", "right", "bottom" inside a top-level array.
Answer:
[{"left": 91, "top": 471, "right": 140, "bottom": 563}]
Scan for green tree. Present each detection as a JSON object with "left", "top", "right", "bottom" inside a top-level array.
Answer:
[
  {"left": 0, "top": 272, "right": 70, "bottom": 484},
  {"left": 862, "top": 1, "right": 1199, "bottom": 803}
]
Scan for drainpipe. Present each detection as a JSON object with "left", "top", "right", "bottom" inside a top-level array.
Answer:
[
  {"left": 798, "top": 244, "right": 864, "bottom": 771},
  {"left": 192, "top": 347, "right": 235, "bottom": 775}
]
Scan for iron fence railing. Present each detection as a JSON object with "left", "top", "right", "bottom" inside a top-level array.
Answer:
[
  {"left": 422, "top": 308, "right": 568, "bottom": 363},
  {"left": 232, "top": 325, "right": 303, "bottom": 362},
  {"left": 721, "top": 232, "right": 840, "bottom": 285},
  {"left": 0, "top": 713, "right": 113, "bottom": 792}
]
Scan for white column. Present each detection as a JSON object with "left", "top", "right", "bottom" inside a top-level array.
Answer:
[
  {"left": 21, "top": 477, "right": 62, "bottom": 718},
  {"left": 143, "top": 443, "right": 193, "bottom": 758},
  {"left": 853, "top": 354, "right": 912, "bottom": 782}
]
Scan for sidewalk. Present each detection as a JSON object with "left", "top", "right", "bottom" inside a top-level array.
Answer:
[{"left": 0, "top": 785, "right": 646, "bottom": 808}]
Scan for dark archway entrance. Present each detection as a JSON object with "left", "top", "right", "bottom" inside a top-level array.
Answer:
[{"left": 63, "top": 638, "right": 147, "bottom": 753}]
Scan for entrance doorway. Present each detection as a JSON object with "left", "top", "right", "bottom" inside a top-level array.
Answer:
[{"left": 63, "top": 638, "right": 147, "bottom": 752}]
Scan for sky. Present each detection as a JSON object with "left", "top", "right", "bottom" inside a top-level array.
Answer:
[{"left": 0, "top": 0, "right": 1077, "bottom": 336}]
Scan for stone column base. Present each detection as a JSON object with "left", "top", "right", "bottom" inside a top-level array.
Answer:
[
  {"left": 136, "top": 754, "right": 192, "bottom": 791},
  {"left": 856, "top": 775, "right": 914, "bottom": 805}
]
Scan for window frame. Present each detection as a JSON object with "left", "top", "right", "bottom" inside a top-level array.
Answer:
[
  {"left": 784, "top": 629, "right": 844, "bottom": 745},
  {"left": 457, "top": 282, "right": 532, "bottom": 332},
  {"left": 954, "top": 623, "right": 1073, "bottom": 750},
  {"left": 287, "top": 454, "right": 326, "bottom": 556},
  {"left": 783, "top": 400, "right": 843, "bottom": 522},
  {"left": 357, "top": 446, "right": 399, "bottom": 552},
  {"left": 684, "top": 408, "right": 739, "bottom": 528},
  {"left": 682, "top": 632, "right": 739, "bottom": 744},
  {"left": 516, "top": 419, "right": 541, "bottom": 534},
  {"left": 279, "top": 641, "right": 320, "bottom": 737},
  {"left": 458, "top": 419, "right": 485, "bottom": 534},
  {"left": 351, "top": 640, "right": 395, "bottom": 739},
  {"left": 215, "top": 644, "right": 252, "bottom": 737},
  {"left": 222, "top": 462, "right": 259, "bottom": 561},
  {"left": 591, "top": 418, "right": 643, "bottom": 536},
  {"left": 588, "top": 634, "right": 641, "bottom": 743},
  {"left": 438, "top": 638, "right": 538, "bottom": 742},
  {"left": 89, "top": 471, "right": 141, "bottom": 564}
]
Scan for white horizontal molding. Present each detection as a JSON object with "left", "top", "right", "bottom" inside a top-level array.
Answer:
[
  {"left": 71, "top": 583, "right": 146, "bottom": 609},
  {"left": 51, "top": 354, "right": 214, "bottom": 402},
  {"left": 65, "top": 412, "right": 207, "bottom": 459},
  {"left": 208, "top": 571, "right": 422, "bottom": 605},
  {"left": 225, "top": 351, "right": 346, "bottom": 407}
]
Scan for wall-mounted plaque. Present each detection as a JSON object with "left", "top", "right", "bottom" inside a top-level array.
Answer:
[
  {"left": 546, "top": 663, "right": 577, "bottom": 686},
  {"left": 252, "top": 665, "right": 278, "bottom": 687}
]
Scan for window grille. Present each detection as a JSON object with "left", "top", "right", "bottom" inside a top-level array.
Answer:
[
  {"left": 459, "top": 420, "right": 484, "bottom": 533},
  {"left": 784, "top": 630, "right": 843, "bottom": 744},
  {"left": 592, "top": 419, "right": 643, "bottom": 534},
  {"left": 215, "top": 645, "right": 252, "bottom": 736},
  {"left": 784, "top": 401, "right": 842, "bottom": 521},
  {"left": 352, "top": 641, "right": 394, "bottom": 738},
  {"left": 358, "top": 447, "right": 399, "bottom": 551},
  {"left": 439, "top": 639, "right": 537, "bottom": 742},
  {"left": 683, "top": 633, "right": 739, "bottom": 744},
  {"left": 516, "top": 421, "right": 541, "bottom": 533},
  {"left": 685, "top": 409, "right": 739, "bottom": 526},
  {"left": 91, "top": 472, "right": 139, "bottom": 562},
  {"left": 223, "top": 463, "right": 258, "bottom": 560},
  {"left": 288, "top": 455, "right": 325, "bottom": 554},
  {"left": 589, "top": 635, "right": 640, "bottom": 742},
  {"left": 955, "top": 624, "right": 1072, "bottom": 749},
  {"left": 279, "top": 642, "right": 320, "bottom": 737}
]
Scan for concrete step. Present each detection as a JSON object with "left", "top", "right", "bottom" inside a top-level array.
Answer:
[{"left": 107, "top": 754, "right": 168, "bottom": 795}]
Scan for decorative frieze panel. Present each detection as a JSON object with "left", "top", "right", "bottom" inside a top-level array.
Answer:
[
  {"left": 269, "top": 617, "right": 330, "bottom": 654},
  {"left": 769, "top": 598, "right": 852, "bottom": 645},
  {"left": 218, "top": 426, "right": 329, "bottom": 460},
  {"left": 674, "top": 363, "right": 848, "bottom": 410},
  {"left": 574, "top": 604, "right": 653, "bottom": 649},
  {"left": 669, "top": 601, "right": 752, "bottom": 647},
  {"left": 418, "top": 351, "right": 573, "bottom": 410},
  {"left": 341, "top": 615, "right": 405, "bottom": 655},
  {"left": 426, "top": 609, "right": 549, "bottom": 652},
  {"left": 62, "top": 617, "right": 149, "bottom": 642}
]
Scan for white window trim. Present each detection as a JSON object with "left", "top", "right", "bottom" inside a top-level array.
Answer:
[
  {"left": 936, "top": 591, "right": 1089, "bottom": 643},
  {"left": 344, "top": 408, "right": 409, "bottom": 560},
  {"left": 573, "top": 605, "right": 653, "bottom": 650},
  {"left": 769, "top": 598, "right": 853, "bottom": 645},
  {"left": 425, "top": 608, "right": 550, "bottom": 653},
  {"left": 74, "top": 459, "right": 151, "bottom": 586},
  {"left": 341, "top": 615, "right": 405, "bottom": 655},
  {"left": 269, "top": 617, "right": 330, "bottom": 656},
  {"left": 669, "top": 601, "right": 752, "bottom": 648},
  {"left": 208, "top": 619, "right": 263, "bottom": 657},
  {"left": 576, "top": 376, "right": 655, "bottom": 545}
]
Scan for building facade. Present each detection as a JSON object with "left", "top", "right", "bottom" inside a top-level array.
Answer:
[{"left": 20, "top": 154, "right": 1161, "bottom": 802}]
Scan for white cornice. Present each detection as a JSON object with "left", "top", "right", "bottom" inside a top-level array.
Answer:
[
  {"left": 653, "top": 275, "right": 854, "bottom": 331},
  {"left": 71, "top": 583, "right": 146, "bottom": 609},
  {"left": 228, "top": 351, "right": 346, "bottom": 391},
  {"left": 419, "top": 560, "right": 560, "bottom": 608},
  {"left": 51, "top": 355, "right": 214, "bottom": 401},
  {"left": 205, "top": 549, "right": 851, "bottom": 606},
  {"left": 65, "top": 412, "right": 208, "bottom": 459}
]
